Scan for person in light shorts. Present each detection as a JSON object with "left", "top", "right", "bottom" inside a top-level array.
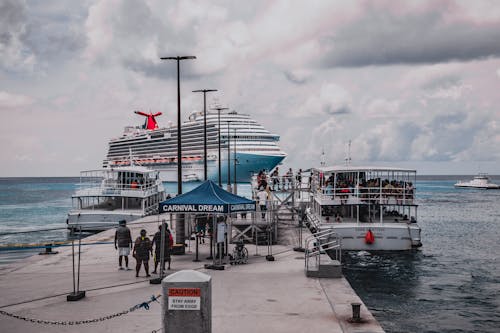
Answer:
[{"left": 114, "top": 220, "right": 132, "bottom": 270}]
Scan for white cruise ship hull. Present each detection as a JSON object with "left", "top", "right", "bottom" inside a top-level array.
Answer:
[
  {"left": 155, "top": 152, "right": 286, "bottom": 183},
  {"left": 103, "top": 109, "right": 287, "bottom": 183}
]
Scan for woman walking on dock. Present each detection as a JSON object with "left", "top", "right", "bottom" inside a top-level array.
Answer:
[{"left": 133, "top": 229, "right": 152, "bottom": 277}]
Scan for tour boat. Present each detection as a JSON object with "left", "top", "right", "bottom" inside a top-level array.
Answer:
[
  {"left": 454, "top": 174, "right": 500, "bottom": 189},
  {"left": 306, "top": 165, "right": 422, "bottom": 251},
  {"left": 67, "top": 165, "right": 166, "bottom": 232}
]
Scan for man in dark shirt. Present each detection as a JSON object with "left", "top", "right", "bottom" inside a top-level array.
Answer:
[
  {"left": 152, "top": 224, "right": 173, "bottom": 273},
  {"left": 114, "top": 220, "right": 132, "bottom": 270},
  {"left": 133, "top": 229, "right": 152, "bottom": 277}
]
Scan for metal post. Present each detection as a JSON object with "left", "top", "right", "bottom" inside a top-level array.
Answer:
[
  {"left": 226, "top": 121, "right": 231, "bottom": 193},
  {"left": 161, "top": 55, "right": 196, "bottom": 248},
  {"left": 77, "top": 227, "right": 82, "bottom": 291},
  {"left": 233, "top": 127, "right": 237, "bottom": 195},
  {"left": 71, "top": 239, "right": 75, "bottom": 294},
  {"left": 193, "top": 89, "right": 217, "bottom": 181},
  {"left": 67, "top": 227, "right": 86, "bottom": 301},
  {"left": 213, "top": 107, "right": 228, "bottom": 187}
]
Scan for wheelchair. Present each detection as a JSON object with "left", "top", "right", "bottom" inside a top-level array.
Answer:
[{"left": 229, "top": 239, "right": 248, "bottom": 265}]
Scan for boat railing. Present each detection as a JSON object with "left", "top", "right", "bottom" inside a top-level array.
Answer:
[
  {"left": 76, "top": 181, "right": 160, "bottom": 196},
  {"left": 315, "top": 185, "right": 415, "bottom": 205},
  {"left": 304, "top": 228, "right": 341, "bottom": 273}
]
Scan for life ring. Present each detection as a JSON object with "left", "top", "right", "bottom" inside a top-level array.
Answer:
[{"left": 365, "top": 230, "right": 375, "bottom": 244}]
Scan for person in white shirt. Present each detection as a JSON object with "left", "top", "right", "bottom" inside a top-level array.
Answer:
[{"left": 256, "top": 189, "right": 268, "bottom": 219}]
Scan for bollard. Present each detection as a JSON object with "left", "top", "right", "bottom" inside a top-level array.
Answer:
[
  {"left": 162, "top": 270, "right": 211, "bottom": 333},
  {"left": 351, "top": 302, "right": 362, "bottom": 323}
]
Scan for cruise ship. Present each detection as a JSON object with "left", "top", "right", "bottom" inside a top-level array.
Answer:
[{"left": 102, "top": 109, "right": 287, "bottom": 182}]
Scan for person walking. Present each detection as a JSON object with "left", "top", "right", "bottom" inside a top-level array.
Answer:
[
  {"left": 114, "top": 220, "right": 132, "bottom": 270},
  {"left": 152, "top": 224, "right": 173, "bottom": 273},
  {"left": 133, "top": 229, "right": 152, "bottom": 277},
  {"left": 257, "top": 188, "right": 268, "bottom": 219}
]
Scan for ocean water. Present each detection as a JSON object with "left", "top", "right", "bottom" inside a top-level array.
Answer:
[
  {"left": 1, "top": 176, "right": 499, "bottom": 332},
  {"left": 0, "top": 178, "right": 253, "bottom": 263},
  {"left": 343, "top": 175, "right": 500, "bottom": 333}
]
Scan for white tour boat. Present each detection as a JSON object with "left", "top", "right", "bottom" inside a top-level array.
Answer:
[
  {"left": 67, "top": 166, "right": 166, "bottom": 232},
  {"left": 454, "top": 174, "right": 500, "bottom": 189},
  {"left": 306, "top": 166, "right": 422, "bottom": 251}
]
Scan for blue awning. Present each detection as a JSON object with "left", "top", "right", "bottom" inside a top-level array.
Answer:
[{"left": 159, "top": 180, "right": 256, "bottom": 214}]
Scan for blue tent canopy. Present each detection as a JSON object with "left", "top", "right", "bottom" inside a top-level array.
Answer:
[{"left": 159, "top": 180, "right": 256, "bottom": 214}]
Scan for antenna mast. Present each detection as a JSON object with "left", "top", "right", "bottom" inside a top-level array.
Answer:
[{"left": 345, "top": 140, "right": 352, "bottom": 167}]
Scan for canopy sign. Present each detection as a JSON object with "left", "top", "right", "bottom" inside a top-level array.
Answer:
[{"left": 158, "top": 180, "right": 256, "bottom": 214}]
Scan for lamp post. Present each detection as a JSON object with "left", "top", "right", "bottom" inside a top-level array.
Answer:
[
  {"left": 213, "top": 106, "right": 228, "bottom": 187},
  {"left": 193, "top": 89, "right": 218, "bottom": 181},
  {"left": 160, "top": 55, "right": 196, "bottom": 195},
  {"left": 225, "top": 121, "right": 234, "bottom": 193},
  {"left": 161, "top": 55, "right": 196, "bottom": 252},
  {"left": 233, "top": 127, "right": 237, "bottom": 195}
]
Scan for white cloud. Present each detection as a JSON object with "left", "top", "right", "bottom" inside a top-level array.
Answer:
[
  {"left": 295, "top": 83, "right": 352, "bottom": 118},
  {"left": 0, "top": 91, "right": 34, "bottom": 108}
]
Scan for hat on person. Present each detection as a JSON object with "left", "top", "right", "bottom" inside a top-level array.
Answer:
[{"left": 119, "top": 220, "right": 126, "bottom": 225}]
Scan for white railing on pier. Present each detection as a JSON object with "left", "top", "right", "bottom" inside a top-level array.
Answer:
[{"left": 304, "top": 228, "right": 341, "bottom": 274}]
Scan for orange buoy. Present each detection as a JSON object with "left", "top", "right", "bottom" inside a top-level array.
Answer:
[{"left": 365, "top": 229, "right": 375, "bottom": 244}]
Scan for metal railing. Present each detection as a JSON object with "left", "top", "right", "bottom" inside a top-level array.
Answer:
[
  {"left": 304, "top": 228, "right": 341, "bottom": 274},
  {"left": 314, "top": 186, "right": 415, "bottom": 205}
]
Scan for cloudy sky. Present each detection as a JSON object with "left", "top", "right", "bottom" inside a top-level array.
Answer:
[{"left": 1, "top": 0, "right": 500, "bottom": 176}]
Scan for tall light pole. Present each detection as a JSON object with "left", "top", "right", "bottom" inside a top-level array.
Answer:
[
  {"left": 213, "top": 106, "right": 228, "bottom": 187},
  {"left": 233, "top": 127, "right": 238, "bottom": 195},
  {"left": 160, "top": 55, "right": 196, "bottom": 195},
  {"left": 160, "top": 55, "right": 196, "bottom": 252},
  {"left": 193, "top": 89, "right": 217, "bottom": 181},
  {"left": 225, "top": 121, "right": 234, "bottom": 193}
]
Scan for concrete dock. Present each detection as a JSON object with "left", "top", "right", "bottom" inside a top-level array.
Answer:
[{"left": 0, "top": 216, "right": 384, "bottom": 332}]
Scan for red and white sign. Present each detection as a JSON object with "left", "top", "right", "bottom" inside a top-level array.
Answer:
[{"left": 168, "top": 288, "right": 201, "bottom": 310}]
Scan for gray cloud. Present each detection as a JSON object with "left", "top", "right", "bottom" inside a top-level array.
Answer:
[
  {"left": 319, "top": 9, "right": 500, "bottom": 68},
  {"left": 283, "top": 71, "right": 307, "bottom": 85},
  {"left": 0, "top": 0, "right": 26, "bottom": 46}
]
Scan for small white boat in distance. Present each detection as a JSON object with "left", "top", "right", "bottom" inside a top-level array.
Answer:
[
  {"left": 306, "top": 165, "right": 422, "bottom": 251},
  {"left": 454, "top": 174, "right": 500, "bottom": 189},
  {"left": 67, "top": 166, "right": 166, "bottom": 232}
]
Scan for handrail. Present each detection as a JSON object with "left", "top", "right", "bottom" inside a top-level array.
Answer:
[
  {"left": 304, "top": 223, "right": 341, "bottom": 274},
  {"left": 315, "top": 185, "right": 415, "bottom": 205}
]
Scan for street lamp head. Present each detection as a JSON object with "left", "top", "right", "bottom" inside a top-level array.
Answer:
[
  {"left": 160, "top": 56, "right": 197, "bottom": 60},
  {"left": 192, "top": 89, "right": 218, "bottom": 93}
]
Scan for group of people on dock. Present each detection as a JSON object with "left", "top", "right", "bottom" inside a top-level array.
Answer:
[
  {"left": 257, "top": 167, "right": 303, "bottom": 191},
  {"left": 114, "top": 220, "right": 173, "bottom": 277}
]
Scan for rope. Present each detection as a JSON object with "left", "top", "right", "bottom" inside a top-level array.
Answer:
[
  {"left": 0, "top": 294, "right": 161, "bottom": 326},
  {"left": 0, "top": 241, "right": 113, "bottom": 252}
]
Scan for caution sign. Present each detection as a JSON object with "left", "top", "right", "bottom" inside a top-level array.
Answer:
[{"left": 168, "top": 288, "right": 201, "bottom": 310}]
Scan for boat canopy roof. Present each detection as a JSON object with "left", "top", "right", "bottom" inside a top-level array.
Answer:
[{"left": 314, "top": 165, "right": 416, "bottom": 173}]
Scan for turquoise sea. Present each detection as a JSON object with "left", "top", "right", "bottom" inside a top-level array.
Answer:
[{"left": 1, "top": 176, "right": 499, "bottom": 332}]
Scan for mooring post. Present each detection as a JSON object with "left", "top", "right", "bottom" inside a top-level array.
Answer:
[
  {"left": 351, "top": 302, "right": 362, "bottom": 322},
  {"left": 162, "top": 270, "right": 211, "bottom": 333}
]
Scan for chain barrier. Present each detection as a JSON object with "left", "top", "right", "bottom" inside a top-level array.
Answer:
[{"left": 0, "top": 294, "right": 161, "bottom": 326}]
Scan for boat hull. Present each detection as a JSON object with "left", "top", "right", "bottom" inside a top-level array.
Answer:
[
  {"left": 157, "top": 152, "right": 285, "bottom": 183},
  {"left": 67, "top": 210, "right": 144, "bottom": 232},
  {"left": 318, "top": 223, "right": 422, "bottom": 251}
]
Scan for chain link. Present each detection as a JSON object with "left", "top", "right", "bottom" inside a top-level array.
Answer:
[{"left": 0, "top": 294, "right": 161, "bottom": 326}]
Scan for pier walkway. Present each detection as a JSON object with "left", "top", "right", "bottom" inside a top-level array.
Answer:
[{"left": 0, "top": 216, "right": 384, "bottom": 332}]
